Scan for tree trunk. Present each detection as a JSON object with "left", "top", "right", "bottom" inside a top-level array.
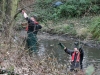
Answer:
[
  {"left": 0, "top": 0, "right": 19, "bottom": 32},
  {"left": 7, "top": 0, "right": 19, "bottom": 49},
  {"left": 0, "top": 0, "right": 19, "bottom": 48},
  {"left": 8, "top": 0, "right": 19, "bottom": 34},
  {"left": 0, "top": 0, "right": 6, "bottom": 26}
]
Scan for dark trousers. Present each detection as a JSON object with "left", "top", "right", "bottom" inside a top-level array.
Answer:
[
  {"left": 70, "top": 61, "right": 80, "bottom": 72},
  {"left": 27, "top": 32, "right": 38, "bottom": 53}
]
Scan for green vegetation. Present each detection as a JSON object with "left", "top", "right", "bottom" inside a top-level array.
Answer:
[
  {"left": 89, "top": 16, "right": 100, "bottom": 40},
  {"left": 42, "top": 22, "right": 76, "bottom": 35},
  {"left": 0, "top": 0, "right": 100, "bottom": 75},
  {"left": 1, "top": 0, "right": 100, "bottom": 40},
  {"left": 29, "top": 0, "right": 100, "bottom": 40},
  {"left": 34, "top": 0, "right": 100, "bottom": 20}
]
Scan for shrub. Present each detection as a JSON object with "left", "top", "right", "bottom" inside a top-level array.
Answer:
[
  {"left": 31, "top": 0, "right": 100, "bottom": 21},
  {"left": 53, "top": 0, "right": 89, "bottom": 17},
  {"left": 90, "top": 5, "right": 100, "bottom": 14}
]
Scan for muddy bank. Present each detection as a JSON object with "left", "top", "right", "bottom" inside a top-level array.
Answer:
[
  {"left": 0, "top": 30, "right": 100, "bottom": 75},
  {"left": 0, "top": 30, "right": 100, "bottom": 49},
  {"left": 37, "top": 32, "right": 100, "bottom": 49}
]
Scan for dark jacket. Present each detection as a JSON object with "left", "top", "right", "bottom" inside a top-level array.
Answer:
[
  {"left": 26, "top": 17, "right": 42, "bottom": 34},
  {"left": 64, "top": 47, "right": 84, "bottom": 69}
]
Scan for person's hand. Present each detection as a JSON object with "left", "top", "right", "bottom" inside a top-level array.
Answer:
[
  {"left": 64, "top": 47, "right": 66, "bottom": 49},
  {"left": 18, "top": 9, "right": 23, "bottom": 13},
  {"left": 58, "top": 43, "right": 62, "bottom": 46},
  {"left": 22, "top": 10, "right": 25, "bottom": 14}
]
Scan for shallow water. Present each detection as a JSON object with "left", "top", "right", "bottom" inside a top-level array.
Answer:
[
  {"left": 18, "top": 31, "right": 100, "bottom": 73},
  {"left": 37, "top": 38, "right": 100, "bottom": 71}
]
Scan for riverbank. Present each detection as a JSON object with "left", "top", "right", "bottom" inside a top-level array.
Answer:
[
  {"left": 38, "top": 32, "right": 100, "bottom": 49},
  {"left": 36, "top": 15, "right": 100, "bottom": 49},
  {"left": 0, "top": 30, "right": 100, "bottom": 75}
]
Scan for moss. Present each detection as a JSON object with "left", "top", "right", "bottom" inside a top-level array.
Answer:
[{"left": 11, "top": 0, "right": 19, "bottom": 19}]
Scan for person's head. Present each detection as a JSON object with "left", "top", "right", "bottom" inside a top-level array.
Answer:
[
  {"left": 74, "top": 48, "right": 79, "bottom": 53},
  {"left": 30, "top": 16, "right": 39, "bottom": 24},
  {"left": 30, "top": 15, "right": 37, "bottom": 21},
  {"left": 30, "top": 17, "right": 36, "bottom": 21}
]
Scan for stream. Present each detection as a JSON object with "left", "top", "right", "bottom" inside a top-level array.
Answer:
[
  {"left": 36, "top": 33, "right": 100, "bottom": 72},
  {"left": 18, "top": 31, "right": 100, "bottom": 74}
]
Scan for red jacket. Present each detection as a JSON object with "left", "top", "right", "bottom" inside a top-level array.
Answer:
[{"left": 71, "top": 51, "right": 80, "bottom": 62}]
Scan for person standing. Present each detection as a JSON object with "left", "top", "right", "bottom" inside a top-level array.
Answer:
[
  {"left": 58, "top": 43, "right": 84, "bottom": 72},
  {"left": 21, "top": 10, "right": 42, "bottom": 52},
  {"left": 65, "top": 47, "right": 84, "bottom": 72}
]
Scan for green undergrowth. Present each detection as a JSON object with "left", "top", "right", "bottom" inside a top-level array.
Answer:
[
  {"left": 32, "top": 0, "right": 100, "bottom": 40},
  {"left": 16, "top": 0, "right": 100, "bottom": 41},
  {"left": 89, "top": 16, "right": 100, "bottom": 41},
  {"left": 41, "top": 16, "right": 93, "bottom": 39}
]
